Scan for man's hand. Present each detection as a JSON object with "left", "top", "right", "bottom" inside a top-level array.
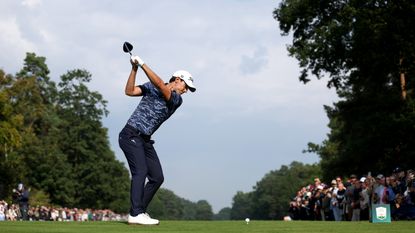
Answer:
[{"left": 130, "top": 55, "right": 145, "bottom": 67}]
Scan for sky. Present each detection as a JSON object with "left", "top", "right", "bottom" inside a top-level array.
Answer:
[{"left": 0, "top": 0, "right": 338, "bottom": 213}]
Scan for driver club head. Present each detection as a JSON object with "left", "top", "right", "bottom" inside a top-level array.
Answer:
[{"left": 123, "top": 41, "right": 133, "bottom": 55}]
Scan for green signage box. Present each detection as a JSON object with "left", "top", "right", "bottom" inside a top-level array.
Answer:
[{"left": 371, "top": 204, "right": 391, "bottom": 223}]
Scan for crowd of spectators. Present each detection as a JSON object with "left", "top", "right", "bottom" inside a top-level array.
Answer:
[
  {"left": 0, "top": 182, "right": 127, "bottom": 222},
  {"left": 288, "top": 167, "right": 415, "bottom": 221},
  {"left": 0, "top": 201, "right": 126, "bottom": 222}
]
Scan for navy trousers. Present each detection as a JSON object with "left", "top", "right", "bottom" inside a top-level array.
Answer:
[{"left": 119, "top": 125, "right": 164, "bottom": 216}]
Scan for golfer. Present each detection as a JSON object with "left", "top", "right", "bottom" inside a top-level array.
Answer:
[{"left": 119, "top": 54, "right": 195, "bottom": 225}]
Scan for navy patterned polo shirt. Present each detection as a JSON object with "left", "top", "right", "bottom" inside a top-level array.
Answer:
[{"left": 127, "top": 82, "right": 182, "bottom": 135}]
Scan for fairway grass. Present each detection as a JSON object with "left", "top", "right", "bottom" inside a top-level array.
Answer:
[{"left": 1, "top": 220, "right": 415, "bottom": 233}]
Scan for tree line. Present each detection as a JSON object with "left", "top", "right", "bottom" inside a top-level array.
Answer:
[
  {"left": 225, "top": 162, "right": 321, "bottom": 220},
  {"left": 0, "top": 53, "right": 131, "bottom": 212}
]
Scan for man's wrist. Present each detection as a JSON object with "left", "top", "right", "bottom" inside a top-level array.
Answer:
[{"left": 131, "top": 56, "right": 145, "bottom": 67}]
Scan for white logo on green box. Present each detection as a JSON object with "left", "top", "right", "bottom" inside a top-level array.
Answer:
[{"left": 376, "top": 207, "right": 387, "bottom": 220}]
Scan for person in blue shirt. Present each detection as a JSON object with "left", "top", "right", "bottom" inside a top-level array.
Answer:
[{"left": 119, "top": 54, "right": 195, "bottom": 225}]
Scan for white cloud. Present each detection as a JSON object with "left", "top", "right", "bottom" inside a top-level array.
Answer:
[
  {"left": 0, "top": 16, "right": 37, "bottom": 70},
  {"left": 21, "top": 0, "right": 42, "bottom": 9},
  {"left": 239, "top": 45, "right": 268, "bottom": 75}
]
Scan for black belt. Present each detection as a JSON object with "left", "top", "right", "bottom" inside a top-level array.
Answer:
[{"left": 125, "top": 124, "right": 151, "bottom": 141}]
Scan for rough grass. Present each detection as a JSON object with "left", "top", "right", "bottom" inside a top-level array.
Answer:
[{"left": 1, "top": 220, "right": 414, "bottom": 233}]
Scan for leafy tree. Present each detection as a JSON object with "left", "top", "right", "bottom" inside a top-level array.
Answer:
[
  {"left": 16, "top": 52, "right": 57, "bottom": 104},
  {"left": 0, "top": 69, "right": 24, "bottom": 198},
  {"left": 180, "top": 200, "right": 197, "bottom": 220},
  {"left": 250, "top": 162, "right": 321, "bottom": 220},
  {"left": 1, "top": 53, "right": 130, "bottom": 213},
  {"left": 146, "top": 191, "right": 165, "bottom": 217},
  {"left": 5, "top": 54, "right": 76, "bottom": 206},
  {"left": 0, "top": 70, "right": 23, "bottom": 155},
  {"left": 56, "top": 69, "right": 129, "bottom": 211},
  {"left": 230, "top": 191, "right": 252, "bottom": 220},
  {"left": 213, "top": 207, "right": 231, "bottom": 220},
  {"left": 147, "top": 188, "right": 214, "bottom": 220},
  {"left": 274, "top": 0, "right": 415, "bottom": 92},
  {"left": 195, "top": 200, "right": 213, "bottom": 220},
  {"left": 29, "top": 189, "right": 51, "bottom": 207},
  {"left": 149, "top": 188, "right": 184, "bottom": 219},
  {"left": 274, "top": 0, "right": 415, "bottom": 177},
  {"left": 230, "top": 162, "right": 321, "bottom": 220}
]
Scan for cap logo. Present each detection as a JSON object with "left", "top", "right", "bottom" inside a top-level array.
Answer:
[{"left": 189, "top": 77, "right": 193, "bottom": 82}]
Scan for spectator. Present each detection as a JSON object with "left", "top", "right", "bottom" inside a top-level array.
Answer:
[
  {"left": 60, "top": 208, "right": 67, "bottom": 221},
  {"left": 390, "top": 175, "right": 401, "bottom": 198},
  {"left": 50, "top": 207, "right": 59, "bottom": 221},
  {"left": 332, "top": 182, "right": 346, "bottom": 221},
  {"left": 312, "top": 177, "right": 323, "bottom": 191},
  {"left": 393, "top": 193, "right": 406, "bottom": 219},
  {"left": 329, "top": 180, "right": 337, "bottom": 192},
  {"left": 383, "top": 176, "right": 396, "bottom": 204},
  {"left": 359, "top": 177, "right": 370, "bottom": 220},
  {"left": 393, "top": 176, "right": 415, "bottom": 220},
  {"left": 345, "top": 174, "right": 358, "bottom": 221},
  {"left": 33, "top": 206, "right": 40, "bottom": 221},
  {"left": 81, "top": 209, "right": 88, "bottom": 221},
  {"left": 288, "top": 201, "right": 300, "bottom": 220},
  {"left": 351, "top": 178, "right": 362, "bottom": 221},
  {"left": 7, "top": 204, "right": 18, "bottom": 221},
  {"left": 321, "top": 189, "right": 334, "bottom": 220},
  {"left": 299, "top": 199, "right": 311, "bottom": 220},
  {"left": 335, "top": 176, "right": 343, "bottom": 186},
  {"left": 392, "top": 167, "right": 407, "bottom": 195},
  {"left": 65, "top": 208, "right": 72, "bottom": 221},
  {"left": 12, "top": 183, "right": 30, "bottom": 220},
  {"left": 373, "top": 174, "right": 386, "bottom": 204},
  {"left": 27, "top": 206, "right": 34, "bottom": 221},
  {"left": 39, "top": 206, "right": 49, "bottom": 221},
  {"left": 0, "top": 200, "right": 7, "bottom": 221}
]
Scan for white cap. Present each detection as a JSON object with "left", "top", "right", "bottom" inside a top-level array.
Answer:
[
  {"left": 172, "top": 70, "right": 196, "bottom": 92},
  {"left": 360, "top": 177, "right": 366, "bottom": 183}
]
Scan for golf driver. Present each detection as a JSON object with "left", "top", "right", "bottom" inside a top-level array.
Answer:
[
  {"left": 123, "top": 41, "right": 133, "bottom": 55},
  {"left": 123, "top": 41, "right": 144, "bottom": 66}
]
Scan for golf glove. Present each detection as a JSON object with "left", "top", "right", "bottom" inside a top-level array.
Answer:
[{"left": 131, "top": 55, "right": 144, "bottom": 67}]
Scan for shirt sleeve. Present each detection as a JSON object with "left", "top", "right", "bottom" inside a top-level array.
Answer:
[{"left": 138, "top": 82, "right": 152, "bottom": 96}]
